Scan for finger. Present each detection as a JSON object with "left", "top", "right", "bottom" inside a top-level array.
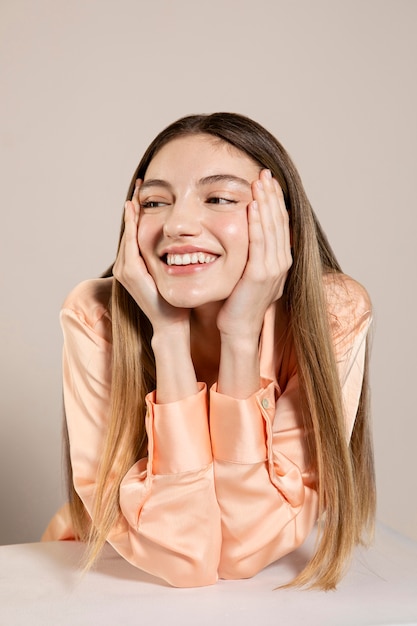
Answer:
[
  {"left": 114, "top": 205, "right": 133, "bottom": 277},
  {"left": 122, "top": 200, "right": 142, "bottom": 262},
  {"left": 246, "top": 198, "right": 267, "bottom": 273},
  {"left": 270, "top": 178, "right": 291, "bottom": 257},
  {"left": 253, "top": 171, "right": 291, "bottom": 265},
  {"left": 271, "top": 178, "right": 290, "bottom": 231},
  {"left": 260, "top": 170, "right": 289, "bottom": 238},
  {"left": 252, "top": 174, "right": 277, "bottom": 262},
  {"left": 131, "top": 179, "right": 142, "bottom": 221}
]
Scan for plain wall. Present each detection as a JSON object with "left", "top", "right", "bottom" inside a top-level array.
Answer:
[{"left": 1, "top": 0, "right": 416, "bottom": 544}]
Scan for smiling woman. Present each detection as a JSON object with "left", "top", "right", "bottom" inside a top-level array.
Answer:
[{"left": 42, "top": 113, "right": 375, "bottom": 591}]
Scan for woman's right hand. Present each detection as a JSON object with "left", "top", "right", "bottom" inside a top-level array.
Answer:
[
  {"left": 112, "top": 182, "right": 190, "bottom": 334},
  {"left": 114, "top": 183, "right": 197, "bottom": 402}
]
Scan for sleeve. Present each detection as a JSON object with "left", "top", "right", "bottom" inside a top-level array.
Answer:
[
  {"left": 327, "top": 278, "right": 372, "bottom": 440},
  {"left": 41, "top": 503, "right": 76, "bottom": 542},
  {"left": 61, "top": 307, "right": 221, "bottom": 587},
  {"left": 210, "top": 373, "right": 318, "bottom": 580}
]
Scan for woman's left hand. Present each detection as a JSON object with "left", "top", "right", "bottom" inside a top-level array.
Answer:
[{"left": 216, "top": 169, "right": 292, "bottom": 340}]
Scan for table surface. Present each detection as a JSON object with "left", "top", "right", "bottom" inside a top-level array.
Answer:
[{"left": 1, "top": 523, "right": 417, "bottom": 626}]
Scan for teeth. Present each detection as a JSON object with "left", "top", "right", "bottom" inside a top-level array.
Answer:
[{"left": 166, "top": 252, "right": 217, "bottom": 266}]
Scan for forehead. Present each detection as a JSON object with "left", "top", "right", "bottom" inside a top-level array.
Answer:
[{"left": 144, "top": 134, "right": 260, "bottom": 181}]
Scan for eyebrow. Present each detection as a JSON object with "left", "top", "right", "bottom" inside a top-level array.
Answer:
[
  {"left": 140, "top": 174, "right": 252, "bottom": 193},
  {"left": 199, "top": 174, "right": 252, "bottom": 188}
]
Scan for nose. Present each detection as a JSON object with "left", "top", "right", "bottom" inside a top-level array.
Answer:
[{"left": 162, "top": 197, "right": 202, "bottom": 238}]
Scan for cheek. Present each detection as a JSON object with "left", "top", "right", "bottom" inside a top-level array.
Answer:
[
  {"left": 137, "top": 218, "right": 157, "bottom": 258},
  {"left": 220, "top": 215, "right": 249, "bottom": 263},
  {"left": 218, "top": 211, "right": 248, "bottom": 238}
]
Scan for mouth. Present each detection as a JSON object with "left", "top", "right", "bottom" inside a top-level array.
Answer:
[{"left": 163, "top": 252, "right": 218, "bottom": 266}]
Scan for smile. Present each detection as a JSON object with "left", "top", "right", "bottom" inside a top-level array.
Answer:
[{"left": 166, "top": 252, "right": 218, "bottom": 266}]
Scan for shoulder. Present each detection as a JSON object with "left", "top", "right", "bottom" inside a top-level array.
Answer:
[
  {"left": 61, "top": 277, "right": 112, "bottom": 339},
  {"left": 323, "top": 272, "right": 372, "bottom": 332}
]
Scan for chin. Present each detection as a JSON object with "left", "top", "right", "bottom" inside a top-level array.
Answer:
[
  {"left": 164, "top": 295, "right": 212, "bottom": 309},
  {"left": 162, "top": 288, "right": 228, "bottom": 310}
]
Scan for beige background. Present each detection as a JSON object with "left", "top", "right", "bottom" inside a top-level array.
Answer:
[{"left": 1, "top": 0, "right": 416, "bottom": 545}]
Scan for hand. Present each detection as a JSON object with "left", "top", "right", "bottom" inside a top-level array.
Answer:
[
  {"left": 216, "top": 169, "right": 292, "bottom": 340},
  {"left": 113, "top": 182, "right": 190, "bottom": 333}
]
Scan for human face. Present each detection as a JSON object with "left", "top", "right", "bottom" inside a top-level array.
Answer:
[{"left": 137, "top": 134, "right": 261, "bottom": 309}]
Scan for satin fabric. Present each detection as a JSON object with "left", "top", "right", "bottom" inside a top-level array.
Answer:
[{"left": 42, "top": 273, "right": 372, "bottom": 587}]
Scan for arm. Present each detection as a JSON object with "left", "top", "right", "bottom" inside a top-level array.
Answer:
[
  {"left": 217, "top": 169, "right": 291, "bottom": 399},
  {"left": 113, "top": 187, "right": 199, "bottom": 403},
  {"left": 211, "top": 281, "right": 371, "bottom": 579},
  {"left": 210, "top": 170, "right": 314, "bottom": 578},
  {"left": 62, "top": 284, "right": 221, "bottom": 588},
  {"left": 212, "top": 169, "right": 371, "bottom": 579}
]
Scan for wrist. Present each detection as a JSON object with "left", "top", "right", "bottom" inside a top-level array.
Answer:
[
  {"left": 151, "top": 322, "right": 191, "bottom": 350},
  {"left": 151, "top": 324, "right": 198, "bottom": 403},
  {"left": 218, "top": 335, "right": 261, "bottom": 399},
  {"left": 218, "top": 314, "right": 264, "bottom": 341},
  {"left": 219, "top": 331, "right": 260, "bottom": 351}
]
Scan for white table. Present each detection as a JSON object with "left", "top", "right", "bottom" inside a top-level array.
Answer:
[{"left": 1, "top": 523, "right": 417, "bottom": 626}]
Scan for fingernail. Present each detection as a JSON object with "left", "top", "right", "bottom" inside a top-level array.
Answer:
[
  {"left": 256, "top": 180, "right": 264, "bottom": 190},
  {"left": 264, "top": 169, "right": 272, "bottom": 178}
]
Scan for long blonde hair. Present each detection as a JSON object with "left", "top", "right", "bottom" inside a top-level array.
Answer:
[{"left": 64, "top": 113, "right": 375, "bottom": 589}]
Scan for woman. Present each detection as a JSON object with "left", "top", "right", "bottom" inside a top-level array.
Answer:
[{"left": 43, "top": 112, "right": 375, "bottom": 589}]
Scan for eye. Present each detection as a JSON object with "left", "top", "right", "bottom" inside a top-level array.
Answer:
[
  {"left": 206, "top": 197, "right": 237, "bottom": 205},
  {"left": 139, "top": 199, "right": 170, "bottom": 215},
  {"left": 140, "top": 200, "right": 170, "bottom": 209}
]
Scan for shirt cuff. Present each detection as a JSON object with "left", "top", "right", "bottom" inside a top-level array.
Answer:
[
  {"left": 209, "top": 379, "right": 276, "bottom": 463},
  {"left": 145, "top": 383, "right": 212, "bottom": 474}
]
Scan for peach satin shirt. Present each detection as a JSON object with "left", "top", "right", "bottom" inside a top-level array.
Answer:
[{"left": 43, "top": 273, "right": 372, "bottom": 587}]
